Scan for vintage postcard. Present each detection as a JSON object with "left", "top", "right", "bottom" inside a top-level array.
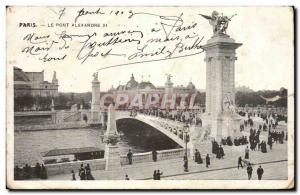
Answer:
[{"left": 6, "top": 6, "right": 294, "bottom": 190}]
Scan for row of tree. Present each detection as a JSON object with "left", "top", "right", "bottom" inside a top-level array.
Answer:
[
  {"left": 14, "top": 88, "right": 287, "bottom": 111},
  {"left": 14, "top": 93, "right": 91, "bottom": 112}
]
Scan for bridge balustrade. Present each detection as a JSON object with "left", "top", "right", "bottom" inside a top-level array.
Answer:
[
  {"left": 120, "top": 151, "right": 152, "bottom": 165},
  {"left": 120, "top": 148, "right": 189, "bottom": 166},
  {"left": 157, "top": 148, "right": 190, "bottom": 161}
]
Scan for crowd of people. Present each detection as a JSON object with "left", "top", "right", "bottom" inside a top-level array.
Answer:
[
  {"left": 269, "top": 130, "right": 285, "bottom": 144},
  {"left": 238, "top": 154, "right": 265, "bottom": 180},
  {"left": 234, "top": 136, "right": 248, "bottom": 146},
  {"left": 14, "top": 162, "right": 47, "bottom": 180},
  {"left": 77, "top": 163, "right": 94, "bottom": 180},
  {"left": 129, "top": 107, "right": 203, "bottom": 126},
  {"left": 193, "top": 149, "right": 211, "bottom": 168},
  {"left": 212, "top": 140, "right": 225, "bottom": 159},
  {"left": 249, "top": 128, "right": 261, "bottom": 151},
  {"left": 220, "top": 136, "right": 248, "bottom": 146}
]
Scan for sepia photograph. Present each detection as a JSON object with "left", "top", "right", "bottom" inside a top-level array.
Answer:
[{"left": 5, "top": 5, "right": 295, "bottom": 190}]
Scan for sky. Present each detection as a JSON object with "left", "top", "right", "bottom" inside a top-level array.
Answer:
[{"left": 7, "top": 6, "right": 294, "bottom": 93}]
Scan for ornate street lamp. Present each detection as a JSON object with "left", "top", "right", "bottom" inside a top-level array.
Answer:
[{"left": 183, "top": 122, "right": 190, "bottom": 172}]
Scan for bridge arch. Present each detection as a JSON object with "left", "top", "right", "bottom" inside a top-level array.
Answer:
[{"left": 115, "top": 112, "right": 186, "bottom": 147}]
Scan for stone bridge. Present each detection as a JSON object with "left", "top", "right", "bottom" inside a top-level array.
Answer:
[{"left": 115, "top": 111, "right": 197, "bottom": 148}]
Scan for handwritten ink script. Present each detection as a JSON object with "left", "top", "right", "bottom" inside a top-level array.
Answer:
[{"left": 17, "top": 7, "right": 206, "bottom": 69}]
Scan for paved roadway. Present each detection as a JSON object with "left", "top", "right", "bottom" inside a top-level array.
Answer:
[
  {"left": 162, "top": 161, "right": 287, "bottom": 180},
  {"left": 49, "top": 139, "right": 287, "bottom": 180}
]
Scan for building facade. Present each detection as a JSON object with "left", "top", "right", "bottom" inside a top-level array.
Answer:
[
  {"left": 14, "top": 66, "right": 59, "bottom": 97},
  {"left": 106, "top": 74, "right": 200, "bottom": 109}
]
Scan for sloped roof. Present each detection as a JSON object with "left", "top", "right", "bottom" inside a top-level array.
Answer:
[
  {"left": 43, "top": 147, "right": 103, "bottom": 157},
  {"left": 14, "top": 67, "right": 30, "bottom": 82},
  {"left": 138, "top": 81, "right": 156, "bottom": 89}
]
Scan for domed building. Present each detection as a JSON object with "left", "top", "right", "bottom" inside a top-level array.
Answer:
[
  {"left": 187, "top": 81, "right": 196, "bottom": 90},
  {"left": 110, "top": 73, "right": 198, "bottom": 103},
  {"left": 125, "top": 74, "right": 139, "bottom": 90}
]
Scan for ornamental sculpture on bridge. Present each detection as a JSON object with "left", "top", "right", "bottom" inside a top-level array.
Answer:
[
  {"left": 92, "top": 72, "right": 98, "bottom": 81},
  {"left": 165, "top": 74, "right": 172, "bottom": 82},
  {"left": 200, "top": 11, "right": 236, "bottom": 35}
]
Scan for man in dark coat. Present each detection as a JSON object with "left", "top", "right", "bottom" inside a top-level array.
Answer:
[
  {"left": 35, "top": 162, "right": 41, "bottom": 178},
  {"left": 152, "top": 150, "right": 158, "bottom": 162},
  {"left": 153, "top": 170, "right": 157, "bottom": 180},
  {"left": 257, "top": 165, "right": 264, "bottom": 180},
  {"left": 194, "top": 149, "right": 199, "bottom": 163},
  {"left": 156, "top": 170, "right": 163, "bottom": 180},
  {"left": 79, "top": 164, "right": 86, "bottom": 180},
  {"left": 216, "top": 147, "right": 221, "bottom": 159},
  {"left": 40, "top": 164, "right": 48, "bottom": 179},
  {"left": 268, "top": 136, "right": 273, "bottom": 150},
  {"left": 197, "top": 150, "right": 203, "bottom": 164},
  {"left": 238, "top": 156, "right": 243, "bottom": 169},
  {"left": 206, "top": 154, "right": 210, "bottom": 168},
  {"left": 85, "top": 164, "right": 94, "bottom": 180},
  {"left": 71, "top": 170, "right": 76, "bottom": 180},
  {"left": 127, "top": 149, "right": 133, "bottom": 165},
  {"left": 247, "top": 165, "right": 253, "bottom": 180},
  {"left": 261, "top": 141, "right": 267, "bottom": 153}
]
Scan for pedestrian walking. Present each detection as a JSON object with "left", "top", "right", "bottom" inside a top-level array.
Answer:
[
  {"left": 257, "top": 165, "right": 264, "bottom": 180},
  {"left": 194, "top": 149, "right": 203, "bottom": 164},
  {"left": 40, "top": 164, "right": 47, "bottom": 179},
  {"left": 156, "top": 170, "right": 163, "bottom": 180},
  {"left": 152, "top": 149, "right": 157, "bottom": 162},
  {"left": 238, "top": 156, "right": 243, "bottom": 169},
  {"left": 85, "top": 164, "right": 94, "bottom": 180},
  {"left": 71, "top": 170, "right": 76, "bottom": 180},
  {"left": 220, "top": 145, "right": 225, "bottom": 158},
  {"left": 127, "top": 149, "right": 133, "bottom": 165},
  {"left": 153, "top": 170, "right": 157, "bottom": 180},
  {"left": 79, "top": 164, "right": 86, "bottom": 180},
  {"left": 245, "top": 146, "right": 250, "bottom": 159},
  {"left": 247, "top": 164, "right": 253, "bottom": 180},
  {"left": 206, "top": 154, "right": 210, "bottom": 168},
  {"left": 35, "top": 162, "right": 41, "bottom": 178}
]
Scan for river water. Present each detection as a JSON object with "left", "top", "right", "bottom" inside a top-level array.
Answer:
[{"left": 15, "top": 119, "right": 180, "bottom": 166}]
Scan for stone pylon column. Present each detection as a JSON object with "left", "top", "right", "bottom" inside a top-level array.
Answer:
[
  {"left": 164, "top": 74, "right": 174, "bottom": 95},
  {"left": 104, "top": 104, "right": 121, "bottom": 170},
  {"left": 202, "top": 34, "right": 242, "bottom": 142},
  {"left": 51, "top": 99, "right": 55, "bottom": 111},
  {"left": 91, "top": 73, "right": 101, "bottom": 124}
]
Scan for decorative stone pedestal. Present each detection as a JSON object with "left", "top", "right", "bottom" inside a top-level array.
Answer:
[
  {"left": 202, "top": 33, "right": 242, "bottom": 142},
  {"left": 104, "top": 104, "right": 121, "bottom": 171},
  {"left": 105, "top": 145, "right": 121, "bottom": 170}
]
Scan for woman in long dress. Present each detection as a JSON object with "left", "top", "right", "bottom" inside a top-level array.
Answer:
[{"left": 245, "top": 146, "right": 250, "bottom": 159}]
